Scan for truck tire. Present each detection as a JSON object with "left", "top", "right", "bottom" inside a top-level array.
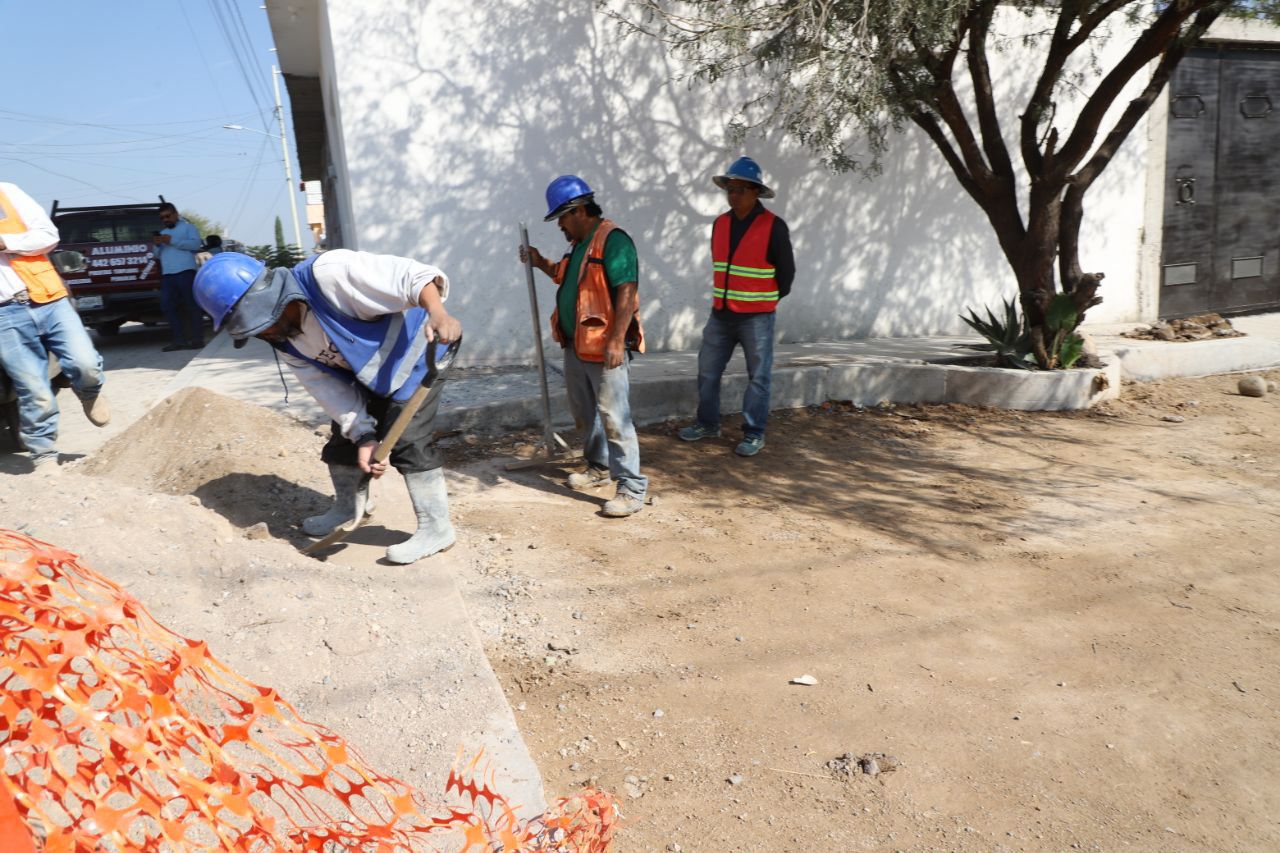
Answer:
[{"left": 94, "top": 321, "right": 123, "bottom": 337}]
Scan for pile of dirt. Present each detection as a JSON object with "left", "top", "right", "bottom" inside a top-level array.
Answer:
[
  {"left": 81, "top": 386, "right": 331, "bottom": 541},
  {"left": 1121, "top": 312, "right": 1244, "bottom": 341}
]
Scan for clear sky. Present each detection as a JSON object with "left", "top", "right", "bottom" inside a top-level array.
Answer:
[{"left": 2, "top": 0, "right": 303, "bottom": 248}]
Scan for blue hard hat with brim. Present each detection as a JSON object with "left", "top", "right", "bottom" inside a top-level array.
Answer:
[
  {"left": 712, "top": 156, "right": 775, "bottom": 199},
  {"left": 544, "top": 174, "right": 595, "bottom": 221}
]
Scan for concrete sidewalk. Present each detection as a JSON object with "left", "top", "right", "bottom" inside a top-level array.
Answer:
[{"left": 165, "top": 313, "right": 1280, "bottom": 436}]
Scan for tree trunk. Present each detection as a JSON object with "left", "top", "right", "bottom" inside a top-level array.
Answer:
[{"left": 972, "top": 187, "right": 1062, "bottom": 369}]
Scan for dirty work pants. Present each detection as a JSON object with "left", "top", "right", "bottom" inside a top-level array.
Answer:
[
  {"left": 160, "top": 269, "right": 203, "bottom": 346},
  {"left": 0, "top": 296, "right": 105, "bottom": 463},
  {"left": 694, "top": 310, "right": 776, "bottom": 439},
  {"left": 563, "top": 348, "right": 647, "bottom": 498},
  {"left": 320, "top": 380, "right": 446, "bottom": 474}
]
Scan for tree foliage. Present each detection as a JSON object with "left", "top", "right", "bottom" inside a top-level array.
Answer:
[
  {"left": 624, "top": 1, "right": 1278, "bottom": 367},
  {"left": 179, "top": 209, "right": 224, "bottom": 240},
  {"left": 244, "top": 244, "right": 305, "bottom": 267}
]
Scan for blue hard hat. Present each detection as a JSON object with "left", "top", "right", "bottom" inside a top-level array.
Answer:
[
  {"left": 194, "top": 252, "right": 267, "bottom": 331},
  {"left": 544, "top": 175, "right": 594, "bottom": 221},
  {"left": 712, "top": 156, "right": 775, "bottom": 199}
]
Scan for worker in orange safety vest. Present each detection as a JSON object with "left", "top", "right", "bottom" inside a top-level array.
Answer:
[
  {"left": 0, "top": 181, "right": 110, "bottom": 470},
  {"left": 519, "top": 175, "right": 648, "bottom": 518}
]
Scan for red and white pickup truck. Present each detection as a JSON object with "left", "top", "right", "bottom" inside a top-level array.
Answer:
[{"left": 47, "top": 198, "right": 167, "bottom": 337}]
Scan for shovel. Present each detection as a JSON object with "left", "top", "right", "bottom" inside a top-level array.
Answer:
[{"left": 302, "top": 334, "right": 462, "bottom": 556}]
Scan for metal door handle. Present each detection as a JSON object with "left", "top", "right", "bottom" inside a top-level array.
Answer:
[{"left": 1176, "top": 177, "right": 1195, "bottom": 205}]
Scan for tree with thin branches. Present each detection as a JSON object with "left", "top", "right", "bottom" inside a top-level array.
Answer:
[{"left": 622, "top": 1, "right": 1278, "bottom": 367}]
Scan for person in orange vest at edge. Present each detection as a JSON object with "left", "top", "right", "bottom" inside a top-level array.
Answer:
[
  {"left": 519, "top": 176, "right": 649, "bottom": 517},
  {"left": 679, "top": 156, "right": 795, "bottom": 457},
  {"left": 0, "top": 181, "right": 110, "bottom": 471}
]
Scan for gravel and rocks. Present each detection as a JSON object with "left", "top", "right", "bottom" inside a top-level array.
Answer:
[{"left": 1122, "top": 313, "right": 1244, "bottom": 342}]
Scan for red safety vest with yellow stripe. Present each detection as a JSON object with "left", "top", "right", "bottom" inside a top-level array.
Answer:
[
  {"left": 0, "top": 187, "right": 67, "bottom": 303},
  {"left": 711, "top": 209, "right": 778, "bottom": 313}
]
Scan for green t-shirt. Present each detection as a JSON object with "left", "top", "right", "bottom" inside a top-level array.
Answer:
[{"left": 557, "top": 223, "right": 639, "bottom": 340}]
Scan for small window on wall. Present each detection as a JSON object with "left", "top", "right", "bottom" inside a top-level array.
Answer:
[
  {"left": 1163, "top": 263, "right": 1197, "bottom": 286},
  {"left": 1240, "top": 95, "right": 1272, "bottom": 119},
  {"left": 1231, "top": 257, "right": 1263, "bottom": 279},
  {"left": 1171, "top": 95, "right": 1206, "bottom": 118}
]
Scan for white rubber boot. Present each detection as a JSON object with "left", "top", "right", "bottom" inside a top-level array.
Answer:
[
  {"left": 302, "top": 464, "right": 371, "bottom": 536},
  {"left": 386, "top": 468, "right": 456, "bottom": 564}
]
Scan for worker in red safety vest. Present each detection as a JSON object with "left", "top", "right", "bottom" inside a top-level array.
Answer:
[{"left": 678, "top": 157, "right": 795, "bottom": 457}]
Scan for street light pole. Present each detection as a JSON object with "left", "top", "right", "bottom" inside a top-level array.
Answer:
[
  {"left": 222, "top": 81, "right": 305, "bottom": 251},
  {"left": 272, "top": 65, "right": 305, "bottom": 251}
]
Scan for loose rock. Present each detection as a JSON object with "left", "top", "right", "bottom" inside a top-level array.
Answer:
[
  {"left": 244, "top": 522, "right": 271, "bottom": 540},
  {"left": 1239, "top": 376, "right": 1267, "bottom": 398}
]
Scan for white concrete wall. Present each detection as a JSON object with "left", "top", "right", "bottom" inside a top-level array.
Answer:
[{"left": 318, "top": 1, "right": 1156, "bottom": 363}]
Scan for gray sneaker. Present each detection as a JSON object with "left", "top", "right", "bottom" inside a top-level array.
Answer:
[
  {"left": 678, "top": 423, "right": 720, "bottom": 441},
  {"left": 602, "top": 489, "right": 645, "bottom": 518},
  {"left": 567, "top": 466, "right": 612, "bottom": 490},
  {"left": 735, "top": 435, "right": 765, "bottom": 457}
]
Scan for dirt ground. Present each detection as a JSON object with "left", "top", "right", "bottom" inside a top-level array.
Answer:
[
  {"left": 448, "top": 372, "right": 1280, "bottom": 852},
  {"left": 3, "top": 372, "right": 1279, "bottom": 851}
]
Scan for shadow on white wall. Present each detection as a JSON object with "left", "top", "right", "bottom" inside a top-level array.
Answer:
[{"left": 326, "top": 1, "right": 1147, "bottom": 364}]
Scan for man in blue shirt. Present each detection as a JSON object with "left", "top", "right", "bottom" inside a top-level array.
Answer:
[{"left": 155, "top": 203, "right": 204, "bottom": 351}]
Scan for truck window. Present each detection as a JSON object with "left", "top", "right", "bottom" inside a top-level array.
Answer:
[{"left": 59, "top": 216, "right": 154, "bottom": 244}]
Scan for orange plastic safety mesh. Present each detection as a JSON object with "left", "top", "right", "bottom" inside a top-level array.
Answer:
[{"left": 0, "top": 530, "right": 618, "bottom": 851}]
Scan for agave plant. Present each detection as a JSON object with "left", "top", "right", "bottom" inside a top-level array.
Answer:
[
  {"left": 961, "top": 294, "right": 1085, "bottom": 370},
  {"left": 960, "top": 297, "right": 1036, "bottom": 370}
]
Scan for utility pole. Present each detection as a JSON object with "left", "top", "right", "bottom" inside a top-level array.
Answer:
[{"left": 272, "top": 65, "right": 305, "bottom": 251}]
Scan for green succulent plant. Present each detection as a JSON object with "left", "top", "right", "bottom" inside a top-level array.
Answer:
[{"left": 961, "top": 294, "right": 1085, "bottom": 370}]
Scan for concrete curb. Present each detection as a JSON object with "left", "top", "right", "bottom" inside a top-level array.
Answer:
[
  {"left": 444, "top": 356, "right": 1122, "bottom": 434},
  {"left": 1096, "top": 334, "right": 1280, "bottom": 383}
]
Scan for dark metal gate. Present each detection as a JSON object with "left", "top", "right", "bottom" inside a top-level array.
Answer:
[{"left": 1161, "top": 45, "right": 1280, "bottom": 318}]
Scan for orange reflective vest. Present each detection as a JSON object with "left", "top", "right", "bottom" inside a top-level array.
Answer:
[
  {"left": 550, "top": 219, "right": 645, "bottom": 362},
  {"left": 0, "top": 188, "right": 67, "bottom": 304},
  {"left": 712, "top": 209, "right": 778, "bottom": 313}
]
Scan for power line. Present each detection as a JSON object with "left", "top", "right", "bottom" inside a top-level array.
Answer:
[
  {"left": 179, "top": 0, "right": 233, "bottom": 116},
  {"left": 0, "top": 109, "right": 263, "bottom": 141},
  {"left": 207, "top": 0, "right": 273, "bottom": 128},
  {"left": 227, "top": 132, "right": 273, "bottom": 234}
]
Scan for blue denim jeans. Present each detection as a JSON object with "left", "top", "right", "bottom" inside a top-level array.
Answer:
[
  {"left": 0, "top": 296, "right": 105, "bottom": 462},
  {"left": 161, "top": 269, "right": 203, "bottom": 345},
  {"left": 563, "top": 348, "right": 647, "bottom": 498},
  {"left": 695, "top": 311, "right": 776, "bottom": 439}
]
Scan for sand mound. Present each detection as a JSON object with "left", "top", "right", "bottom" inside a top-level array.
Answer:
[
  {"left": 82, "top": 386, "right": 331, "bottom": 540},
  {"left": 85, "top": 386, "right": 322, "bottom": 490}
]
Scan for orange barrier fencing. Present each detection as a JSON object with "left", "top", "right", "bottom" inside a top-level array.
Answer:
[{"left": 0, "top": 530, "right": 617, "bottom": 851}]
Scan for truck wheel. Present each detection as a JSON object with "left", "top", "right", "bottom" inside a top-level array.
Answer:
[{"left": 94, "top": 321, "right": 123, "bottom": 337}]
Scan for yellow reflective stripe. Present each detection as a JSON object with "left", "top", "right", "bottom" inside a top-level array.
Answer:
[
  {"left": 727, "top": 264, "right": 774, "bottom": 274},
  {"left": 723, "top": 289, "right": 779, "bottom": 300},
  {"left": 727, "top": 268, "right": 775, "bottom": 280}
]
